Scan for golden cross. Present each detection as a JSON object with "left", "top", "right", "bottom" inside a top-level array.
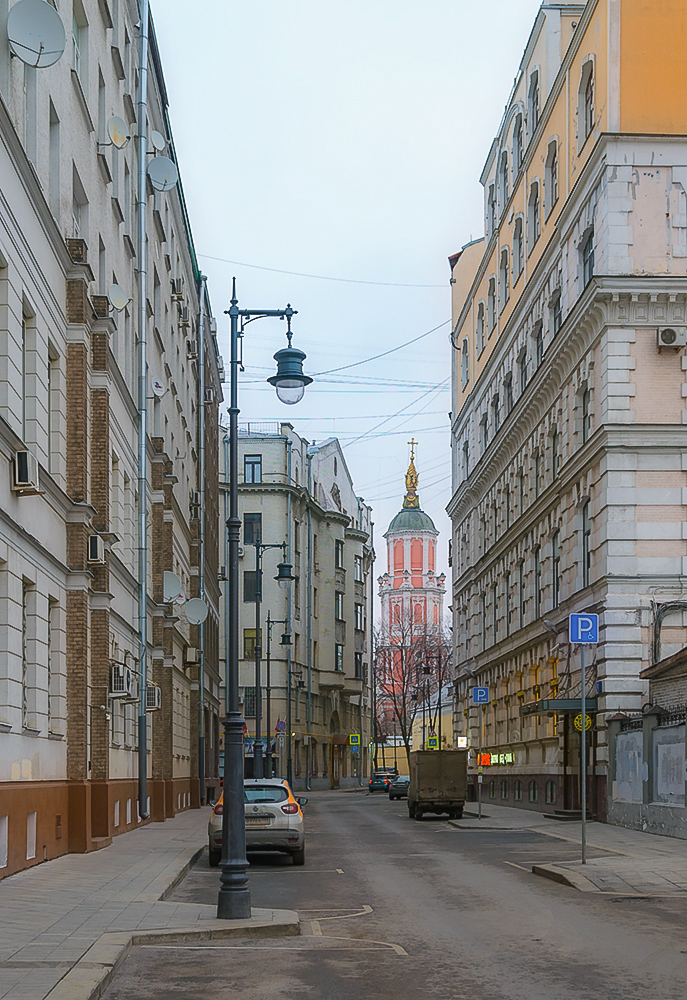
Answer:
[{"left": 408, "top": 438, "right": 418, "bottom": 461}]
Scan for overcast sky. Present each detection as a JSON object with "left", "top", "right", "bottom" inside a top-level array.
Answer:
[{"left": 153, "top": 0, "right": 542, "bottom": 592}]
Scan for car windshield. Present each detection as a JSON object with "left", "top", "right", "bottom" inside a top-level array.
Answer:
[
  {"left": 394, "top": 776, "right": 409, "bottom": 783},
  {"left": 244, "top": 786, "right": 288, "bottom": 803}
]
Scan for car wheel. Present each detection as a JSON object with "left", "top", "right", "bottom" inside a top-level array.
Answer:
[
  {"left": 291, "top": 846, "right": 305, "bottom": 866},
  {"left": 413, "top": 810, "right": 423, "bottom": 821},
  {"left": 208, "top": 848, "right": 221, "bottom": 867}
]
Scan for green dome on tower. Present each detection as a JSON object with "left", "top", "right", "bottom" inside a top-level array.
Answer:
[{"left": 387, "top": 507, "right": 437, "bottom": 533}]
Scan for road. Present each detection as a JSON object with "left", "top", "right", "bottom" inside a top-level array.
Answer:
[{"left": 102, "top": 790, "right": 687, "bottom": 1000}]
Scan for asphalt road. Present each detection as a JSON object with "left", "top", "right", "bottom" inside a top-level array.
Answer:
[{"left": 102, "top": 790, "right": 687, "bottom": 1000}]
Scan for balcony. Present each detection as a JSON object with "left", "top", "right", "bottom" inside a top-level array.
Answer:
[
  {"left": 318, "top": 669, "right": 345, "bottom": 690},
  {"left": 343, "top": 675, "right": 363, "bottom": 696}
]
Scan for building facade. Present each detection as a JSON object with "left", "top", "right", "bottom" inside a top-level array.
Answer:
[
  {"left": 219, "top": 423, "right": 375, "bottom": 790},
  {"left": 448, "top": 0, "right": 687, "bottom": 818},
  {"left": 0, "top": 0, "right": 222, "bottom": 879}
]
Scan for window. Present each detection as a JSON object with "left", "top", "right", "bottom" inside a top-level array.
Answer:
[
  {"left": 499, "top": 248, "right": 509, "bottom": 309},
  {"left": 492, "top": 582, "right": 498, "bottom": 640},
  {"left": 243, "top": 571, "right": 258, "bottom": 603},
  {"left": 21, "top": 583, "right": 30, "bottom": 728},
  {"left": 505, "top": 487, "right": 511, "bottom": 530},
  {"left": 501, "top": 779, "right": 509, "bottom": 800},
  {"left": 492, "top": 394, "right": 500, "bottom": 434},
  {"left": 244, "top": 454, "right": 262, "bottom": 484},
  {"left": 582, "top": 387, "right": 591, "bottom": 443},
  {"left": 552, "top": 531, "right": 561, "bottom": 609},
  {"left": 335, "top": 591, "right": 344, "bottom": 620},
  {"left": 514, "top": 778, "right": 523, "bottom": 801},
  {"left": 476, "top": 302, "right": 485, "bottom": 356},
  {"left": 489, "top": 780, "right": 497, "bottom": 799},
  {"left": 552, "top": 428, "right": 560, "bottom": 480},
  {"left": 519, "top": 562, "right": 526, "bottom": 626},
  {"left": 578, "top": 60, "right": 595, "bottom": 146},
  {"left": 504, "top": 373, "right": 513, "bottom": 413},
  {"left": 582, "top": 501, "right": 592, "bottom": 588},
  {"left": 479, "top": 414, "right": 488, "bottom": 453},
  {"left": 513, "top": 114, "right": 523, "bottom": 172},
  {"left": 335, "top": 644, "right": 344, "bottom": 671},
  {"left": 461, "top": 337, "right": 469, "bottom": 388},
  {"left": 534, "top": 546, "right": 542, "bottom": 619},
  {"left": 584, "top": 70, "right": 594, "bottom": 137},
  {"left": 528, "top": 182, "right": 540, "bottom": 252},
  {"left": 313, "top": 588, "right": 318, "bottom": 617},
  {"left": 462, "top": 441, "right": 469, "bottom": 479},
  {"left": 551, "top": 292, "right": 562, "bottom": 336},
  {"left": 534, "top": 453, "right": 541, "bottom": 498},
  {"left": 545, "top": 140, "right": 558, "bottom": 216},
  {"left": 528, "top": 780, "right": 539, "bottom": 803},
  {"left": 487, "top": 277, "right": 496, "bottom": 332},
  {"left": 243, "top": 685, "right": 256, "bottom": 717},
  {"left": 335, "top": 539, "right": 344, "bottom": 569},
  {"left": 49, "top": 103, "right": 60, "bottom": 220},
  {"left": 481, "top": 593, "right": 487, "bottom": 650},
  {"left": 535, "top": 324, "right": 544, "bottom": 367},
  {"left": 354, "top": 555, "right": 364, "bottom": 582},
  {"left": 354, "top": 652, "right": 363, "bottom": 679},
  {"left": 47, "top": 598, "right": 58, "bottom": 732},
  {"left": 545, "top": 780, "right": 557, "bottom": 805},
  {"left": 72, "top": 2, "right": 88, "bottom": 86},
  {"left": 513, "top": 217, "right": 523, "bottom": 280},
  {"left": 519, "top": 352, "right": 528, "bottom": 393},
  {"left": 519, "top": 470, "right": 526, "bottom": 514},
  {"left": 487, "top": 183, "right": 496, "bottom": 237},
  {"left": 243, "top": 631, "right": 262, "bottom": 660},
  {"left": 354, "top": 603, "right": 365, "bottom": 631},
  {"left": 528, "top": 70, "right": 540, "bottom": 134},
  {"left": 582, "top": 228, "right": 595, "bottom": 287},
  {"left": 505, "top": 571, "right": 511, "bottom": 635},
  {"left": 243, "top": 513, "right": 261, "bottom": 545},
  {"left": 499, "top": 150, "right": 509, "bottom": 208}
]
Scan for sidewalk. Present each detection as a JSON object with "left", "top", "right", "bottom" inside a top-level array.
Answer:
[
  {"left": 449, "top": 803, "right": 687, "bottom": 896},
  {"left": 0, "top": 808, "right": 299, "bottom": 1000}
]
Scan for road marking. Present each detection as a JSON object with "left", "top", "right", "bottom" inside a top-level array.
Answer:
[
  {"left": 250, "top": 869, "right": 343, "bottom": 875},
  {"left": 311, "top": 920, "right": 323, "bottom": 936},
  {"left": 503, "top": 861, "right": 530, "bottom": 872},
  {"left": 317, "top": 905, "right": 373, "bottom": 921},
  {"left": 143, "top": 943, "right": 398, "bottom": 953}
]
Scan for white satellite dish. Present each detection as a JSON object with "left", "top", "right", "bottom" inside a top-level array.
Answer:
[
  {"left": 184, "top": 598, "right": 209, "bottom": 625},
  {"left": 151, "top": 378, "right": 166, "bottom": 398},
  {"left": 163, "top": 571, "right": 185, "bottom": 604},
  {"left": 150, "top": 130, "right": 166, "bottom": 152},
  {"left": 7, "top": 0, "right": 66, "bottom": 68},
  {"left": 108, "top": 283, "right": 129, "bottom": 311},
  {"left": 108, "top": 115, "right": 130, "bottom": 149},
  {"left": 147, "top": 156, "right": 178, "bottom": 192}
]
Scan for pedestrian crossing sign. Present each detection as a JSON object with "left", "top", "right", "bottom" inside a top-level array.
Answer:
[
  {"left": 349, "top": 734, "right": 360, "bottom": 746},
  {"left": 427, "top": 736, "right": 439, "bottom": 749}
]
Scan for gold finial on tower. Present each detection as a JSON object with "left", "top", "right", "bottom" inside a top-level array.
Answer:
[{"left": 403, "top": 439, "right": 420, "bottom": 509}]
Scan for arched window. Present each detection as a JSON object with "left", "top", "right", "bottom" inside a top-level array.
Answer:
[
  {"left": 487, "top": 183, "right": 497, "bottom": 237},
  {"left": 545, "top": 139, "right": 558, "bottom": 216},
  {"left": 499, "top": 150, "right": 509, "bottom": 208},
  {"left": 476, "top": 302, "right": 485, "bottom": 356},
  {"left": 489, "top": 780, "right": 497, "bottom": 799},
  {"left": 582, "top": 500, "right": 592, "bottom": 588},
  {"left": 414, "top": 604, "right": 422, "bottom": 623},
  {"left": 499, "top": 248, "right": 509, "bottom": 309},
  {"left": 528, "top": 182, "right": 540, "bottom": 252},
  {"left": 535, "top": 323, "right": 544, "bottom": 367},
  {"left": 578, "top": 59, "right": 595, "bottom": 148},
  {"left": 528, "top": 779, "right": 538, "bottom": 802},
  {"left": 513, "top": 113, "right": 523, "bottom": 172},
  {"left": 552, "top": 530, "right": 561, "bottom": 608},
  {"left": 582, "top": 386, "right": 591, "bottom": 442},
  {"left": 528, "top": 70, "right": 540, "bottom": 134},
  {"left": 552, "top": 427, "right": 560, "bottom": 480},
  {"left": 462, "top": 440, "right": 469, "bottom": 479},
  {"left": 501, "top": 779, "right": 509, "bottom": 799},
  {"left": 514, "top": 778, "right": 523, "bottom": 801},
  {"left": 581, "top": 227, "right": 595, "bottom": 287},
  {"left": 534, "top": 545, "right": 542, "bottom": 618},
  {"left": 545, "top": 780, "right": 557, "bottom": 805},
  {"left": 487, "top": 277, "right": 496, "bottom": 332},
  {"left": 461, "top": 337, "right": 469, "bottom": 389},
  {"left": 492, "top": 394, "right": 500, "bottom": 433},
  {"left": 513, "top": 217, "right": 524, "bottom": 280}
]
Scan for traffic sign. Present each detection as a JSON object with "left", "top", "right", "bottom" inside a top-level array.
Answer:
[
  {"left": 350, "top": 744, "right": 359, "bottom": 754},
  {"left": 427, "top": 736, "right": 439, "bottom": 749},
  {"left": 574, "top": 714, "right": 592, "bottom": 732},
  {"left": 349, "top": 734, "right": 361, "bottom": 746},
  {"left": 472, "top": 686, "right": 489, "bottom": 704},
  {"left": 275, "top": 720, "right": 286, "bottom": 733},
  {"left": 569, "top": 613, "right": 599, "bottom": 644}
]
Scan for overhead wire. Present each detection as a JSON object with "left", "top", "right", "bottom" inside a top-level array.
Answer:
[
  {"left": 313, "top": 319, "right": 451, "bottom": 376},
  {"left": 197, "top": 252, "right": 446, "bottom": 288}
]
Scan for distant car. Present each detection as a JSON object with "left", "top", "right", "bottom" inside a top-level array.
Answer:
[
  {"left": 368, "top": 771, "right": 393, "bottom": 793},
  {"left": 388, "top": 775, "right": 410, "bottom": 800},
  {"left": 208, "top": 778, "right": 308, "bottom": 867}
]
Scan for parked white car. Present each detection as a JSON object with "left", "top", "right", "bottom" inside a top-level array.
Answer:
[{"left": 208, "top": 778, "right": 307, "bottom": 866}]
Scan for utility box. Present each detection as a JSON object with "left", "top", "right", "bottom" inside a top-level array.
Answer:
[{"left": 407, "top": 749, "right": 468, "bottom": 820}]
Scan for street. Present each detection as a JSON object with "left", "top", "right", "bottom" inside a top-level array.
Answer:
[{"left": 101, "top": 791, "right": 687, "bottom": 1000}]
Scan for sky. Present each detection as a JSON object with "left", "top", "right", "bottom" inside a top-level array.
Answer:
[{"left": 152, "top": 0, "right": 543, "bottom": 596}]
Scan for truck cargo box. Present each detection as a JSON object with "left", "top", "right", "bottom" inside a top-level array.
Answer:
[{"left": 407, "top": 749, "right": 468, "bottom": 820}]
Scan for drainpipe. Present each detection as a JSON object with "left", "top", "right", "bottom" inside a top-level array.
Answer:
[
  {"left": 197, "top": 274, "right": 207, "bottom": 803},
  {"left": 136, "top": 0, "right": 150, "bottom": 821},
  {"left": 286, "top": 437, "right": 293, "bottom": 784}
]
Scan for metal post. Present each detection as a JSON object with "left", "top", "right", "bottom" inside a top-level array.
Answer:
[
  {"left": 217, "top": 279, "right": 250, "bottom": 919},
  {"left": 581, "top": 642, "right": 587, "bottom": 864},
  {"left": 478, "top": 706, "right": 483, "bottom": 821},
  {"left": 286, "top": 439, "right": 293, "bottom": 786},
  {"left": 266, "top": 613, "right": 272, "bottom": 778},
  {"left": 253, "top": 541, "right": 263, "bottom": 780},
  {"left": 136, "top": 0, "right": 150, "bottom": 821},
  {"left": 197, "top": 274, "right": 207, "bottom": 804}
]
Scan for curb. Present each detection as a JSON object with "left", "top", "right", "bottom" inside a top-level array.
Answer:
[
  {"left": 532, "top": 864, "right": 601, "bottom": 892},
  {"left": 44, "top": 909, "right": 301, "bottom": 1000}
]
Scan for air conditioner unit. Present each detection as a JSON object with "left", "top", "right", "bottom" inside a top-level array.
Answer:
[
  {"left": 184, "top": 646, "right": 200, "bottom": 665},
  {"left": 146, "top": 684, "right": 161, "bottom": 711},
  {"left": 180, "top": 306, "right": 190, "bottom": 328},
  {"left": 208, "top": 318, "right": 217, "bottom": 335},
  {"left": 87, "top": 534, "right": 106, "bottom": 564},
  {"left": 204, "top": 388, "right": 214, "bottom": 404},
  {"left": 302, "top": 735, "right": 310, "bottom": 746},
  {"left": 190, "top": 491, "right": 201, "bottom": 508},
  {"left": 12, "top": 450, "right": 40, "bottom": 492},
  {"left": 110, "top": 663, "right": 136, "bottom": 698},
  {"left": 186, "top": 338, "right": 198, "bottom": 359},
  {"left": 657, "top": 327, "right": 687, "bottom": 349},
  {"left": 171, "top": 278, "right": 183, "bottom": 300}
]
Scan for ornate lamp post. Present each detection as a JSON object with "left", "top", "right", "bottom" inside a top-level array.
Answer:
[{"left": 218, "top": 279, "right": 311, "bottom": 921}]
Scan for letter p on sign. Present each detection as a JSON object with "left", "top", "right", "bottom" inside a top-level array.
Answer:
[{"left": 569, "top": 613, "right": 599, "bottom": 644}]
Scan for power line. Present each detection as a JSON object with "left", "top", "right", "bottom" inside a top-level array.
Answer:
[
  {"left": 313, "top": 319, "right": 451, "bottom": 376},
  {"left": 198, "top": 253, "right": 446, "bottom": 288},
  {"left": 343, "top": 377, "right": 450, "bottom": 449}
]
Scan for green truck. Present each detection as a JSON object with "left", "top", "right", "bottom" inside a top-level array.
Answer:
[{"left": 407, "top": 749, "right": 468, "bottom": 820}]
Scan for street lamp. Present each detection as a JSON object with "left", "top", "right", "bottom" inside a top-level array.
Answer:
[
  {"left": 265, "top": 611, "right": 290, "bottom": 777},
  {"left": 218, "top": 279, "right": 311, "bottom": 921}
]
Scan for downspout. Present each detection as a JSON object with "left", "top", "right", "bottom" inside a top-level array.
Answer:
[
  {"left": 286, "top": 437, "right": 293, "bottom": 784},
  {"left": 306, "top": 449, "right": 313, "bottom": 790},
  {"left": 197, "top": 274, "right": 207, "bottom": 802},
  {"left": 136, "top": 0, "right": 150, "bottom": 820}
]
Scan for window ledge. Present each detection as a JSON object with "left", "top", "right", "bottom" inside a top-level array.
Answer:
[
  {"left": 0, "top": 722, "right": 11, "bottom": 733},
  {"left": 71, "top": 69, "right": 94, "bottom": 132},
  {"left": 48, "top": 731, "right": 65, "bottom": 740}
]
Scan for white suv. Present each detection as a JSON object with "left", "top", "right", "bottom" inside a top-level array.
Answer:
[{"left": 208, "top": 778, "right": 307, "bottom": 866}]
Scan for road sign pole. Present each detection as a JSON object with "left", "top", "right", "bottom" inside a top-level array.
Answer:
[
  {"left": 478, "top": 708, "right": 482, "bottom": 821},
  {"left": 581, "top": 642, "right": 586, "bottom": 865}
]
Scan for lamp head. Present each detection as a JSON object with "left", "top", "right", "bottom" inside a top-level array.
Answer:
[
  {"left": 275, "top": 560, "right": 295, "bottom": 589},
  {"left": 280, "top": 631, "right": 292, "bottom": 646},
  {"left": 267, "top": 314, "right": 312, "bottom": 404}
]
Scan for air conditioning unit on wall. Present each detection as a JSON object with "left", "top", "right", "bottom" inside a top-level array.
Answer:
[
  {"left": 184, "top": 647, "right": 200, "bottom": 665},
  {"left": 657, "top": 327, "right": 687, "bottom": 349},
  {"left": 12, "top": 450, "right": 40, "bottom": 492},
  {"left": 87, "top": 535, "right": 106, "bottom": 564},
  {"left": 146, "top": 684, "right": 161, "bottom": 711},
  {"left": 111, "top": 663, "right": 136, "bottom": 698}
]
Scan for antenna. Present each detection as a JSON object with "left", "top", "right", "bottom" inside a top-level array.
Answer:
[
  {"left": 108, "top": 283, "right": 130, "bottom": 311},
  {"left": 184, "top": 598, "right": 209, "bottom": 625},
  {"left": 150, "top": 130, "right": 166, "bottom": 152},
  {"left": 147, "top": 156, "right": 178, "bottom": 192},
  {"left": 107, "top": 115, "right": 131, "bottom": 149},
  {"left": 151, "top": 378, "right": 166, "bottom": 398},
  {"left": 7, "top": 0, "right": 66, "bottom": 68}
]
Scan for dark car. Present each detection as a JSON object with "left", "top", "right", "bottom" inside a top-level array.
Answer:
[
  {"left": 368, "top": 771, "right": 393, "bottom": 793},
  {"left": 388, "top": 775, "right": 410, "bottom": 800}
]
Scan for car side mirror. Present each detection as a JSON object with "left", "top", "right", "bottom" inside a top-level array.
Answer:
[{"left": 297, "top": 797, "right": 308, "bottom": 807}]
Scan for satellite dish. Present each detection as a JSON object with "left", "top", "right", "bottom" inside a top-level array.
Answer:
[
  {"left": 7, "top": 0, "right": 66, "bottom": 68},
  {"left": 150, "top": 130, "right": 166, "bottom": 152},
  {"left": 151, "top": 378, "right": 166, "bottom": 398},
  {"left": 108, "top": 116, "right": 130, "bottom": 149},
  {"left": 147, "top": 156, "right": 178, "bottom": 192},
  {"left": 163, "top": 571, "right": 185, "bottom": 604},
  {"left": 108, "top": 283, "right": 129, "bottom": 311},
  {"left": 184, "top": 598, "right": 209, "bottom": 625}
]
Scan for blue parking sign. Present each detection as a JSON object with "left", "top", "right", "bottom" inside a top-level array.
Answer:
[
  {"left": 472, "top": 686, "right": 489, "bottom": 704},
  {"left": 569, "top": 613, "right": 599, "bottom": 644}
]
